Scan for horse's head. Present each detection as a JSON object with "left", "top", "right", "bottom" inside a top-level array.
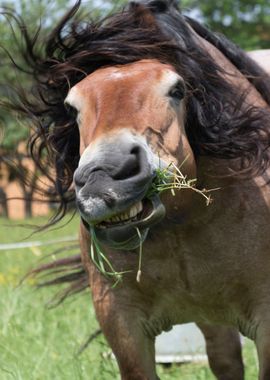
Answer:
[{"left": 66, "top": 59, "right": 196, "bottom": 249}]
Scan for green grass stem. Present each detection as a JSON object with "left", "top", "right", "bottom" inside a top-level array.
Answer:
[
  {"left": 147, "top": 161, "right": 214, "bottom": 206},
  {"left": 90, "top": 227, "right": 131, "bottom": 286}
]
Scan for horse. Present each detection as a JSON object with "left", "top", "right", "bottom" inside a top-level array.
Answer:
[{"left": 3, "top": 1, "right": 270, "bottom": 379}]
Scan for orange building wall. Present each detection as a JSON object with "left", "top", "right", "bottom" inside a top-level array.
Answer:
[{"left": 0, "top": 164, "right": 50, "bottom": 220}]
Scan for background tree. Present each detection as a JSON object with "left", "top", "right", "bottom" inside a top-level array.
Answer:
[{"left": 0, "top": 0, "right": 74, "bottom": 217}]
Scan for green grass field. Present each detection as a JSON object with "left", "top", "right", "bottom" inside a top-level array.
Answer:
[{"left": 0, "top": 215, "right": 259, "bottom": 379}]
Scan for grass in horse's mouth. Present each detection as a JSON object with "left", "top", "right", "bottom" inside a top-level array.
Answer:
[
  {"left": 147, "top": 161, "right": 212, "bottom": 205},
  {"left": 90, "top": 226, "right": 133, "bottom": 287},
  {"left": 90, "top": 226, "right": 144, "bottom": 287}
]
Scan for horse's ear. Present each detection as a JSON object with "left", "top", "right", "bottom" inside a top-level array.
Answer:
[{"left": 131, "top": 0, "right": 180, "bottom": 14}]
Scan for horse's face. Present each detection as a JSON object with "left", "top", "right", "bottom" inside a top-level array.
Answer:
[{"left": 66, "top": 59, "right": 196, "bottom": 249}]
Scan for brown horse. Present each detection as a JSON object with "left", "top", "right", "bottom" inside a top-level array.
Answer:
[{"left": 3, "top": 1, "right": 270, "bottom": 379}]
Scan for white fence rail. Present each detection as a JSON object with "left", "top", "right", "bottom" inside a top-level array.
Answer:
[{"left": 0, "top": 236, "right": 78, "bottom": 250}]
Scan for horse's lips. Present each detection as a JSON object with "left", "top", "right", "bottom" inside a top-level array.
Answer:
[{"left": 89, "top": 195, "right": 166, "bottom": 250}]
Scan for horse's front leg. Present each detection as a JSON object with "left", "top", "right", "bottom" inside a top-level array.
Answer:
[
  {"left": 80, "top": 226, "right": 159, "bottom": 380},
  {"left": 197, "top": 323, "right": 244, "bottom": 380},
  {"left": 91, "top": 279, "right": 158, "bottom": 380}
]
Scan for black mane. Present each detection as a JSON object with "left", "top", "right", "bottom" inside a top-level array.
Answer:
[{"left": 2, "top": 0, "right": 270, "bottom": 223}]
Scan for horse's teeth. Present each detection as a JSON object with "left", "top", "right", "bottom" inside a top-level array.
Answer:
[
  {"left": 103, "top": 200, "right": 144, "bottom": 224},
  {"left": 130, "top": 208, "right": 136, "bottom": 217},
  {"left": 137, "top": 201, "right": 143, "bottom": 213}
]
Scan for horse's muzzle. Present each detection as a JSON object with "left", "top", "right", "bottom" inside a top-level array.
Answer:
[{"left": 74, "top": 140, "right": 165, "bottom": 248}]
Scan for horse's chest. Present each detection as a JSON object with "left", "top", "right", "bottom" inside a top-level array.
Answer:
[
  {"left": 136, "top": 229, "right": 245, "bottom": 325},
  {"left": 141, "top": 229, "right": 217, "bottom": 294}
]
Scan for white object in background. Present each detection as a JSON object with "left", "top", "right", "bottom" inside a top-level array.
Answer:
[{"left": 155, "top": 323, "right": 207, "bottom": 363}]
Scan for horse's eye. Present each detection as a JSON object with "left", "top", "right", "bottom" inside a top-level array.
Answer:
[{"left": 168, "top": 82, "right": 185, "bottom": 101}]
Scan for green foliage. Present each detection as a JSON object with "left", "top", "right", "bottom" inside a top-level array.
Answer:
[
  {"left": 1, "top": 118, "right": 29, "bottom": 149},
  {"left": 182, "top": 0, "right": 270, "bottom": 50},
  {"left": 0, "top": 0, "right": 74, "bottom": 153}
]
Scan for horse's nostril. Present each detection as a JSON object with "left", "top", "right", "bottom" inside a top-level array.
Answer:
[
  {"left": 130, "top": 146, "right": 140, "bottom": 155},
  {"left": 113, "top": 151, "right": 141, "bottom": 180}
]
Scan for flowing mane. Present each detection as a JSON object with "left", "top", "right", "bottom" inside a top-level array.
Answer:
[{"left": 3, "top": 0, "right": 270, "bottom": 223}]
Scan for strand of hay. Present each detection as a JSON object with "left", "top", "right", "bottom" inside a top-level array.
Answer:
[{"left": 147, "top": 161, "right": 212, "bottom": 205}]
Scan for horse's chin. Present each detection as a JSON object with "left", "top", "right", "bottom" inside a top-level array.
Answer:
[{"left": 82, "top": 195, "right": 166, "bottom": 250}]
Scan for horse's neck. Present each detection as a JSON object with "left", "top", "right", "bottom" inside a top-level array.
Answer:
[{"left": 190, "top": 28, "right": 268, "bottom": 109}]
